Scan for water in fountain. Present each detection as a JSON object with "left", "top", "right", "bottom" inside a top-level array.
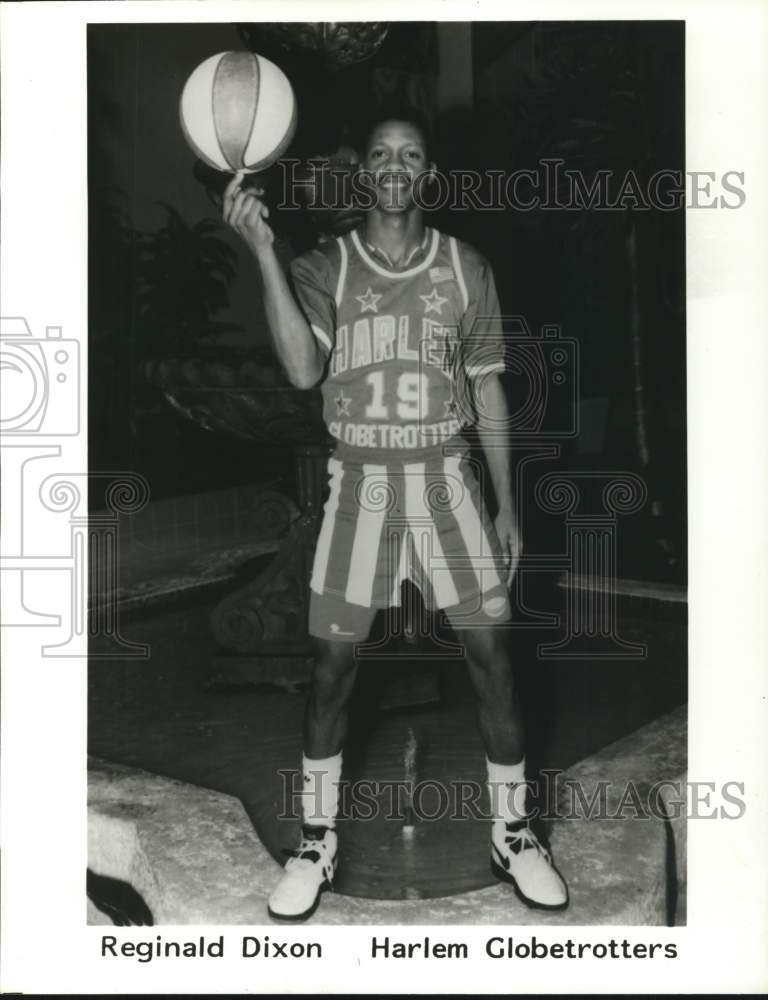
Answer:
[{"left": 402, "top": 727, "right": 418, "bottom": 838}]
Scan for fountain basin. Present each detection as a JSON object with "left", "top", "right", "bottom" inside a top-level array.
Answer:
[{"left": 88, "top": 706, "right": 685, "bottom": 924}]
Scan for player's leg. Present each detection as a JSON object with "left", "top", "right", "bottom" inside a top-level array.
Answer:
[
  {"left": 268, "top": 598, "right": 375, "bottom": 922},
  {"left": 269, "top": 454, "right": 390, "bottom": 921},
  {"left": 460, "top": 624, "right": 523, "bottom": 764},
  {"left": 433, "top": 450, "right": 568, "bottom": 910},
  {"left": 458, "top": 622, "right": 568, "bottom": 911},
  {"left": 304, "top": 637, "right": 359, "bottom": 759}
]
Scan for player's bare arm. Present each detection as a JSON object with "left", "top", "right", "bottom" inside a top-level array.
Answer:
[
  {"left": 476, "top": 372, "right": 522, "bottom": 585},
  {"left": 222, "top": 175, "right": 325, "bottom": 389}
]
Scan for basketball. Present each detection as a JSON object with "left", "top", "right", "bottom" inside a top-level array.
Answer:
[{"left": 179, "top": 51, "right": 297, "bottom": 174}]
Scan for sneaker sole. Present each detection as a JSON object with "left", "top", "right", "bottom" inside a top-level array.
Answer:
[
  {"left": 490, "top": 858, "right": 569, "bottom": 912},
  {"left": 267, "top": 878, "right": 333, "bottom": 924}
]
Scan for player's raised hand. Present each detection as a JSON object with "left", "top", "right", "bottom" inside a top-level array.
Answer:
[{"left": 222, "top": 174, "right": 274, "bottom": 258}]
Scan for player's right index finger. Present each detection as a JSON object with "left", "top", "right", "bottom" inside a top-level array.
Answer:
[{"left": 223, "top": 174, "right": 242, "bottom": 206}]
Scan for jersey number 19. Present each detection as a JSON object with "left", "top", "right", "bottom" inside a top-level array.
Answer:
[{"left": 364, "top": 371, "right": 429, "bottom": 421}]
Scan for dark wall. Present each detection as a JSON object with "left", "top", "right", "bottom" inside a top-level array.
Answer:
[
  {"left": 88, "top": 22, "right": 686, "bottom": 582},
  {"left": 89, "top": 24, "right": 279, "bottom": 499},
  {"left": 89, "top": 23, "right": 268, "bottom": 341}
]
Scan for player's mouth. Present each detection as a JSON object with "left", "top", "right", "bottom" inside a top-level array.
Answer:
[
  {"left": 375, "top": 171, "right": 414, "bottom": 207},
  {"left": 376, "top": 171, "right": 413, "bottom": 190}
]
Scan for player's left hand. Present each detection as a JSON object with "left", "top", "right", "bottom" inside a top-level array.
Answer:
[{"left": 494, "top": 507, "right": 523, "bottom": 587}]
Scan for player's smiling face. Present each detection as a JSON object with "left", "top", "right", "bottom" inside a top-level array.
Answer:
[{"left": 362, "top": 120, "right": 432, "bottom": 212}]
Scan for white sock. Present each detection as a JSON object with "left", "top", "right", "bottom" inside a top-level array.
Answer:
[
  {"left": 301, "top": 752, "right": 342, "bottom": 830},
  {"left": 487, "top": 757, "right": 528, "bottom": 833}
]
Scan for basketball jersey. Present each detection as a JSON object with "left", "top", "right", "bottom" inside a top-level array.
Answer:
[{"left": 289, "top": 226, "right": 505, "bottom": 459}]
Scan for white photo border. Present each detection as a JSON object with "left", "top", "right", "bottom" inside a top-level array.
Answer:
[{"left": 1, "top": 0, "right": 767, "bottom": 993}]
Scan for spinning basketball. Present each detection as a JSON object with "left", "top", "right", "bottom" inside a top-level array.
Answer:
[{"left": 179, "top": 51, "right": 296, "bottom": 174}]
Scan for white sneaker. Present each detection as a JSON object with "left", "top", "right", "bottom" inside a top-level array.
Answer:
[
  {"left": 267, "top": 825, "right": 338, "bottom": 922},
  {"left": 491, "top": 820, "right": 569, "bottom": 911}
]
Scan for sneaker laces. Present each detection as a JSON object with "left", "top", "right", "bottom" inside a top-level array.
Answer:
[
  {"left": 282, "top": 833, "right": 336, "bottom": 887},
  {"left": 503, "top": 821, "right": 552, "bottom": 862}
]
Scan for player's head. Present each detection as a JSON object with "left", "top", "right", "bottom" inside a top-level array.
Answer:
[
  {"left": 358, "top": 106, "right": 436, "bottom": 213},
  {"left": 359, "top": 104, "right": 434, "bottom": 161}
]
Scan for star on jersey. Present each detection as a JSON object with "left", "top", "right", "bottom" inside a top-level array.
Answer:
[
  {"left": 334, "top": 392, "right": 352, "bottom": 416},
  {"left": 420, "top": 287, "right": 449, "bottom": 315},
  {"left": 356, "top": 286, "right": 382, "bottom": 313},
  {"left": 443, "top": 398, "right": 458, "bottom": 418}
]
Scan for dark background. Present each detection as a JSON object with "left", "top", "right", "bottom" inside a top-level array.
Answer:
[{"left": 88, "top": 21, "right": 685, "bottom": 583}]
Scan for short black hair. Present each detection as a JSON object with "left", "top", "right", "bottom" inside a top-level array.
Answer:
[{"left": 356, "top": 103, "right": 434, "bottom": 161}]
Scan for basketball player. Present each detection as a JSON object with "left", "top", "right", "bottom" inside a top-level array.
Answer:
[{"left": 223, "top": 111, "right": 568, "bottom": 921}]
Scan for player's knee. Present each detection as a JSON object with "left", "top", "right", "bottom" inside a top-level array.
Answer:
[
  {"left": 463, "top": 629, "right": 514, "bottom": 696},
  {"left": 462, "top": 626, "right": 510, "bottom": 671},
  {"left": 311, "top": 639, "right": 358, "bottom": 694}
]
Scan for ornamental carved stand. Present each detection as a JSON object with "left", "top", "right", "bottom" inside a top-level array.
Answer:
[{"left": 146, "top": 357, "right": 332, "bottom": 690}]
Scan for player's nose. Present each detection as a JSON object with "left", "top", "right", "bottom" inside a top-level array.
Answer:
[
  {"left": 386, "top": 158, "right": 409, "bottom": 175},
  {"left": 379, "top": 148, "right": 405, "bottom": 171}
]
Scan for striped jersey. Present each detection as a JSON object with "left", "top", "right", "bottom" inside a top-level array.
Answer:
[{"left": 289, "top": 226, "right": 505, "bottom": 460}]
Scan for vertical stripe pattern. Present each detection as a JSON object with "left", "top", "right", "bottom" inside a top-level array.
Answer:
[
  {"left": 450, "top": 454, "right": 505, "bottom": 595},
  {"left": 310, "top": 458, "right": 344, "bottom": 593},
  {"left": 390, "top": 526, "right": 411, "bottom": 606},
  {"left": 212, "top": 52, "right": 260, "bottom": 170},
  {"left": 345, "top": 463, "right": 388, "bottom": 605},
  {"left": 449, "top": 236, "right": 469, "bottom": 311},
  {"left": 310, "top": 323, "right": 333, "bottom": 354},
  {"left": 403, "top": 462, "right": 460, "bottom": 609},
  {"left": 309, "top": 450, "right": 505, "bottom": 611},
  {"left": 334, "top": 237, "right": 348, "bottom": 306}
]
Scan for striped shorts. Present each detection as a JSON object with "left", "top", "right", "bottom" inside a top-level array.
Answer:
[{"left": 308, "top": 445, "right": 511, "bottom": 642}]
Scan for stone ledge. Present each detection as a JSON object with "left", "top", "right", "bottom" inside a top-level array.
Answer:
[
  {"left": 88, "top": 706, "right": 685, "bottom": 926},
  {"left": 556, "top": 574, "right": 687, "bottom": 622},
  {"left": 560, "top": 703, "right": 687, "bottom": 925},
  {"left": 558, "top": 574, "right": 686, "bottom": 604},
  {"left": 88, "top": 758, "right": 278, "bottom": 924},
  {"left": 90, "top": 482, "right": 298, "bottom": 616}
]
